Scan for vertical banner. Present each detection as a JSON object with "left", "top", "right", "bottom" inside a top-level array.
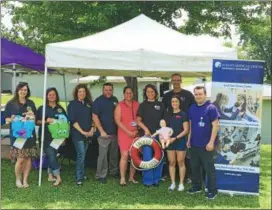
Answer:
[{"left": 212, "top": 59, "right": 265, "bottom": 195}]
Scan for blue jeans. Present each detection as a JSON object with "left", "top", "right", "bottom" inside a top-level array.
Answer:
[
  {"left": 142, "top": 145, "right": 164, "bottom": 186},
  {"left": 45, "top": 147, "right": 60, "bottom": 176},
  {"left": 73, "top": 140, "right": 89, "bottom": 181}
]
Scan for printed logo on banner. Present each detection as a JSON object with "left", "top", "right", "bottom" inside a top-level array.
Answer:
[
  {"left": 212, "top": 59, "right": 264, "bottom": 195},
  {"left": 215, "top": 61, "right": 222, "bottom": 68}
]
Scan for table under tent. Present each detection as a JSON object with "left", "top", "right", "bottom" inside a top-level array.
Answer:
[{"left": 40, "top": 14, "right": 237, "bottom": 186}]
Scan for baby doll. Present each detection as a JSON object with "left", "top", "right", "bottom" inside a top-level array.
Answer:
[{"left": 151, "top": 119, "right": 173, "bottom": 149}]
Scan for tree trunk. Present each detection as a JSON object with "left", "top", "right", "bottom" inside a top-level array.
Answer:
[{"left": 124, "top": 77, "right": 138, "bottom": 101}]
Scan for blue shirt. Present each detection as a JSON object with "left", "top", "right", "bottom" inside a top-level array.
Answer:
[
  {"left": 36, "top": 104, "right": 66, "bottom": 148},
  {"left": 67, "top": 99, "right": 92, "bottom": 141},
  {"left": 4, "top": 99, "right": 37, "bottom": 148},
  {"left": 165, "top": 111, "right": 188, "bottom": 138},
  {"left": 188, "top": 100, "right": 220, "bottom": 147},
  {"left": 92, "top": 95, "right": 118, "bottom": 136}
]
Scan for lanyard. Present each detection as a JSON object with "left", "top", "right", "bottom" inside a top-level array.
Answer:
[{"left": 131, "top": 101, "right": 135, "bottom": 121}]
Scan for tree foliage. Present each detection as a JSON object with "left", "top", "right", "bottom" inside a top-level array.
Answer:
[
  {"left": 1, "top": 1, "right": 270, "bottom": 97},
  {"left": 238, "top": 5, "right": 271, "bottom": 82}
]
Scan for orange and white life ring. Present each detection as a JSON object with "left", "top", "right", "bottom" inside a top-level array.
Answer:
[{"left": 130, "top": 136, "right": 163, "bottom": 170}]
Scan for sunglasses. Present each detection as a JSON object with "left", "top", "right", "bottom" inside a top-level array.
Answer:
[{"left": 19, "top": 82, "right": 28, "bottom": 85}]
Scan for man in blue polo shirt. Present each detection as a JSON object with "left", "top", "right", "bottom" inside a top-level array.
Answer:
[
  {"left": 187, "top": 86, "right": 220, "bottom": 200},
  {"left": 93, "top": 83, "right": 119, "bottom": 184}
]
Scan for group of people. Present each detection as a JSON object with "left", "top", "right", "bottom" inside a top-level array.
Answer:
[{"left": 4, "top": 73, "right": 220, "bottom": 199}]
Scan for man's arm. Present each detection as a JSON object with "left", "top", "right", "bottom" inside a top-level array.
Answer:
[
  {"left": 186, "top": 120, "right": 192, "bottom": 148},
  {"left": 206, "top": 119, "right": 219, "bottom": 151},
  {"left": 92, "top": 113, "right": 107, "bottom": 137}
]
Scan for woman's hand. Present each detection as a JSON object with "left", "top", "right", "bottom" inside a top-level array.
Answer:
[
  {"left": 169, "top": 137, "right": 176, "bottom": 144},
  {"left": 144, "top": 129, "right": 151, "bottom": 136},
  {"left": 46, "top": 118, "right": 54, "bottom": 124},
  {"left": 81, "top": 131, "right": 89, "bottom": 138},
  {"left": 23, "top": 111, "right": 34, "bottom": 116},
  {"left": 127, "top": 131, "right": 135, "bottom": 138},
  {"left": 127, "top": 130, "right": 138, "bottom": 138},
  {"left": 87, "top": 129, "right": 94, "bottom": 137}
]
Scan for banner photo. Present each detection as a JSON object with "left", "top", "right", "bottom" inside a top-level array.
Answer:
[{"left": 212, "top": 59, "right": 265, "bottom": 195}]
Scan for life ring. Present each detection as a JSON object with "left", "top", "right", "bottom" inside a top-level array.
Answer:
[{"left": 130, "top": 136, "right": 163, "bottom": 170}]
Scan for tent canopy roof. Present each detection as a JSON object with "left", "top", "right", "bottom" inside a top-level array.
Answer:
[
  {"left": 70, "top": 76, "right": 169, "bottom": 84},
  {"left": 46, "top": 14, "right": 237, "bottom": 77},
  {"left": 1, "top": 38, "right": 46, "bottom": 72}
]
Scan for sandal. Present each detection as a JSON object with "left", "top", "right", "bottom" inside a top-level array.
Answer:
[
  {"left": 53, "top": 179, "right": 62, "bottom": 187},
  {"left": 120, "top": 182, "right": 127, "bottom": 187},
  {"left": 23, "top": 183, "right": 29, "bottom": 188},
  {"left": 129, "top": 179, "right": 139, "bottom": 184},
  {"left": 16, "top": 180, "right": 23, "bottom": 188},
  {"left": 120, "top": 179, "right": 127, "bottom": 186},
  {"left": 48, "top": 177, "right": 57, "bottom": 182}
]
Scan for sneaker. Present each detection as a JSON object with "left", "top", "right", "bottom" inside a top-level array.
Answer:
[
  {"left": 206, "top": 192, "right": 217, "bottom": 200},
  {"left": 76, "top": 181, "right": 83, "bottom": 186},
  {"left": 185, "top": 178, "right": 192, "bottom": 184},
  {"left": 84, "top": 176, "right": 88, "bottom": 181},
  {"left": 98, "top": 178, "right": 107, "bottom": 184},
  {"left": 153, "top": 183, "right": 159, "bottom": 187},
  {"left": 168, "top": 183, "right": 176, "bottom": 191},
  {"left": 187, "top": 186, "right": 202, "bottom": 194},
  {"left": 178, "top": 184, "right": 185, "bottom": 192},
  {"left": 161, "top": 176, "right": 167, "bottom": 181}
]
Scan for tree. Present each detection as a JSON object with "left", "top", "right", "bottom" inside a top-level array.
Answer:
[
  {"left": 2, "top": 1, "right": 263, "bottom": 98},
  {"left": 238, "top": 10, "right": 271, "bottom": 82}
]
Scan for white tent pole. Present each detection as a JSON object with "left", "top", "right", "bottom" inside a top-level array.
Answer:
[
  {"left": 62, "top": 73, "right": 68, "bottom": 109},
  {"left": 156, "top": 81, "right": 160, "bottom": 98},
  {"left": 12, "top": 64, "right": 16, "bottom": 93},
  {"left": 38, "top": 66, "right": 48, "bottom": 187},
  {"left": 77, "top": 70, "right": 80, "bottom": 84}
]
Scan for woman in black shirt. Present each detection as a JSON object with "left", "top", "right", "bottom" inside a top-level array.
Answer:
[
  {"left": 37, "top": 88, "right": 67, "bottom": 186},
  {"left": 137, "top": 84, "right": 165, "bottom": 187},
  {"left": 67, "top": 84, "right": 94, "bottom": 185},
  {"left": 4, "top": 82, "right": 37, "bottom": 188}
]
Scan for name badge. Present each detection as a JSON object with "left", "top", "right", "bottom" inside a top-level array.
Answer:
[
  {"left": 198, "top": 117, "right": 205, "bottom": 127},
  {"left": 131, "top": 121, "right": 137, "bottom": 127}
]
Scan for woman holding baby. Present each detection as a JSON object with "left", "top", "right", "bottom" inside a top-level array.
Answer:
[{"left": 164, "top": 95, "right": 189, "bottom": 191}]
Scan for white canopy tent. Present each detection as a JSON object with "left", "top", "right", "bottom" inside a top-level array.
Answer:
[
  {"left": 39, "top": 14, "right": 237, "bottom": 186},
  {"left": 45, "top": 14, "right": 237, "bottom": 77},
  {"left": 70, "top": 76, "right": 169, "bottom": 84}
]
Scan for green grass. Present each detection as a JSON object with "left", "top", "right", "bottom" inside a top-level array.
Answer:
[{"left": 1, "top": 145, "right": 271, "bottom": 209}]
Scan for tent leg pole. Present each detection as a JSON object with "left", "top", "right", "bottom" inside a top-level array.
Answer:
[
  {"left": 62, "top": 73, "right": 68, "bottom": 109},
  {"left": 77, "top": 70, "right": 81, "bottom": 84},
  {"left": 12, "top": 64, "right": 16, "bottom": 93},
  {"left": 156, "top": 81, "right": 160, "bottom": 99},
  {"left": 38, "top": 66, "right": 48, "bottom": 187}
]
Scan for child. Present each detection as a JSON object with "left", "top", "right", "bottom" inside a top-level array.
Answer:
[{"left": 152, "top": 119, "right": 173, "bottom": 149}]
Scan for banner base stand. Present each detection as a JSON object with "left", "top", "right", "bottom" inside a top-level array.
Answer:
[{"left": 218, "top": 189, "right": 259, "bottom": 196}]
